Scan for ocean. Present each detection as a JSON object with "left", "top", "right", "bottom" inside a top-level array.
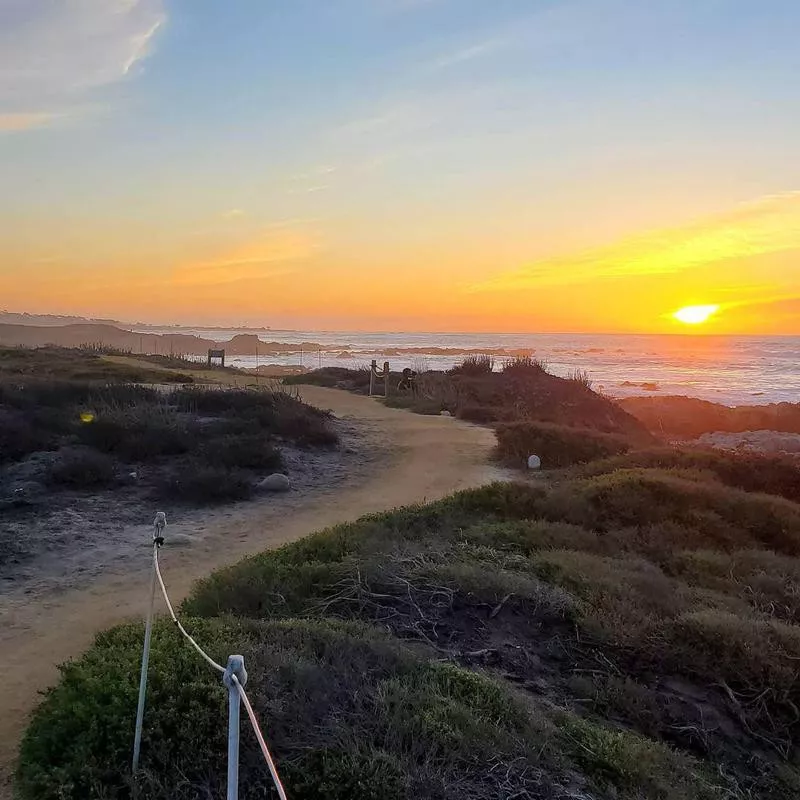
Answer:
[{"left": 134, "top": 328, "right": 799, "bottom": 407}]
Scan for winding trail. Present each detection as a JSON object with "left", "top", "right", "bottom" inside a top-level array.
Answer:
[{"left": 0, "top": 387, "right": 499, "bottom": 796}]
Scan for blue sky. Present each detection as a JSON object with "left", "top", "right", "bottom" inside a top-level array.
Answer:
[{"left": 1, "top": 0, "right": 798, "bottom": 331}]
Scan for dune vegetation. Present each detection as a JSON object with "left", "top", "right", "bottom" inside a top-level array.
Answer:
[
  {"left": 0, "top": 347, "right": 341, "bottom": 579},
  {"left": 288, "top": 359, "right": 652, "bottom": 446},
  {"left": 15, "top": 354, "right": 800, "bottom": 799},
  {"left": 19, "top": 452, "right": 800, "bottom": 798},
  {"left": 0, "top": 381, "right": 336, "bottom": 502}
]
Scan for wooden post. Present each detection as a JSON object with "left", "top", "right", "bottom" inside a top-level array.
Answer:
[
  {"left": 383, "top": 361, "right": 390, "bottom": 398},
  {"left": 370, "top": 360, "right": 377, "bottom": 397}
]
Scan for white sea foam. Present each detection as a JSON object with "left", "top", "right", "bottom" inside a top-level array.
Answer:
[{"left": 133, "top": 328, "right": 800, "bottom": 406}]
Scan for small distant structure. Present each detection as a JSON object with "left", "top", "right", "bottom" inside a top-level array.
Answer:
[
  {"left": 369, "top": 360, "right": 390, "bottom": 397},
  {"left": 207, "top": 348, "right": 226, "bottom": 368}
]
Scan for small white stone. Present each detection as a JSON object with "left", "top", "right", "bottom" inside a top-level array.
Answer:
[
  {"left": 258, "top": 473, "right": 291, "bottom": 492},
  {"left": 527, "top": 455, "right": 542, "bottom": 470}
]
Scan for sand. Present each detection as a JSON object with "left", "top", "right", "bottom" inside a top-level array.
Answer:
[{"left": 0, "top": 387, "right": 501, "bottom": 796}]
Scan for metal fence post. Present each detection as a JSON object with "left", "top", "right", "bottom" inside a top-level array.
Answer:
[
  {"left": 223, "top": 655, "right": 248, "bottom": 800},
  {"left": 132, "top": 512, "right": 167, "bottom": 776}
]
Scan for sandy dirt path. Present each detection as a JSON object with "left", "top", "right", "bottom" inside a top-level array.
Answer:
[{"left": 0, "top": 387, "right": 500, "bottom": 796}]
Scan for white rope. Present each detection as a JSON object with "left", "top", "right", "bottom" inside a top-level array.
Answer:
[
  {"left": 232, "top": 674, "right": 289, "bottom": 800},
  {"left": 153, "top": 544, "right": 225, "bottom": 673},
  {"left": 150, "top": 531, "right": 288, "bottom": 798}
]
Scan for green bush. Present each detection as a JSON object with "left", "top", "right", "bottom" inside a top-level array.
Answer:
[
  {"left": 179, "top": 480, "right": 800, "bottom": 797},
  {"left": 17, "top": 618, "right": 601, "bottom": 800},
  {"left": 199, "top": 434, "right": 283, "bottom": 471},
  {"left": 542, "top": 469, "right": 800, "bottom": 555},
  {"left": 576, "top": 447, "right": 800, "bottom": 503},
  {"left": 495, "top": 421, "right": 632, "bottom": 468},
  {"left": 46, "top": 449, "right": 117, "bottom": 488},
  {"left": 156, "top": 464, "right": 253, "bottom": 504},
  {"left": 448, "top": 355, "right": 495, "bottom": 376},
  {"left": 78, "top": 413, "right": 193, "bottom": 461},
  {"left": 169, "top": 388, "right": 338, "bottom": 446},
  {"left": 0, "top": 411, "right": 56, "bottom": 462},
  {"left": 501, "top": 355, "right": 549, "bottom": 375}
]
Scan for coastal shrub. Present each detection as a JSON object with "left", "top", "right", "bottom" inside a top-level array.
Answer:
[
  {"left": 447, "top": 354, "right": 495, "bottom": 376},
  {"left": 567, "top": 368, "right": 593, "bottom": 389},
  {"left": 541, "top": 470, "right": 800, "bottom": 554},
  {"left": 495, "top": 421, "right": 632, "bottom": 468},
  {"left": 181, "top": 478, "right": 800, "bottom": 797},
  {"left": 46, "top": 449, "right": 117, "bottom": 488},
  {"left": 19, "top": 618, "right": 668, "bottom": 800},
  {"left": 171, "top": 388, "right": 338, "bottom": 447},
  {"left": 78, "top": 412, "right": 193, "bottom": 461},
  {"left": 502, "top": 354, "right": 549, "bottom": 375},
  {"left": 286, "top": 364, "right": 651, "bottom": 440},
  {"left": 575, "top": 447, "right": 800, "bottom": 503},
  {"left": 155, "top": 463, "right": 253, "bottom": 504},
  {"left": 671, "top": 549, "right": 800, "bottom": 622},
  {"left": 199, "top": 434, "right": 283, "bottom": 471},
  {"left": 0, "top": 410, "right": 56, "bottom": 462}
]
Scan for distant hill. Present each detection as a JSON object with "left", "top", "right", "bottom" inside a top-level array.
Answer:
[
  {"left": 0, "top": 323, "right": 219, "bottom": 356},
  {"left": 0, "top": 322, "right": 327, "bottom": 358},
  {"left": 0, "top": 311, "right": 120, "bottom": 327}
]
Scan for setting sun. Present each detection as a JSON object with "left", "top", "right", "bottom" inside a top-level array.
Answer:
[{"left": 673, "top": 304, "right": 720, "bottom": 325}]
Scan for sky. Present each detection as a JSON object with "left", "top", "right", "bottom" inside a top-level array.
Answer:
[{"left": 0, "top": 0, "right": 798, "bottom": 334}]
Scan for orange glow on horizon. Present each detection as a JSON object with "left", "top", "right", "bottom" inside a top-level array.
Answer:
[{"left": 0, "top": 193, "right": 797, "bottom": 335}]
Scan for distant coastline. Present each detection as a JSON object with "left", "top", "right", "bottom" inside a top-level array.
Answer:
[{"left": 0, "top": 319, "right": 797, "bottom": 406}]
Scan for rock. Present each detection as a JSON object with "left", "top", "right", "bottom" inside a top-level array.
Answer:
[
  {"left": 527, "top": 455, "right": 542, "bottom": 470},
  {"left": 697, "top": 429, "right": 800, "bottom": 454},
  {"left": 258, "top": 473, "right": 291, "bottom": 492},
  {"left": 440, "top": 410, "right": 452, "bottom": 417}
]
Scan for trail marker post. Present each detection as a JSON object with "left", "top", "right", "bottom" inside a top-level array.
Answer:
[
  {"left": 223, "top": 655, "right": 248, "bottom": 800},
  {"left": 132, "top": 512, "right": 167, "bottom": 776}
]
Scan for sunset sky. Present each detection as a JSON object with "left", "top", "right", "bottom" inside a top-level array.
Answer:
[{"left": 1, "top": 0, "right": 798, "bottom": 333}]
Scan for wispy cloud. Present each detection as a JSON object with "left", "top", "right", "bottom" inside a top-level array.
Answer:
[
  {"left": 221, "top": 208, "right": 246, "bottom": 219},
  {"left": 428, "top": 38, "right": 506, "bottom": 70},
  {"left": 285, "top": 164, "right": 339, "bottom": 194},
  {"left": 0, "top": 0, "right": 165, "bottom": 130},
  {"left": 173, "top": 227, "right": 322, "bottom": 288},
  {"left": 471, "top": 191, "right": 800, "bottom": 292}
]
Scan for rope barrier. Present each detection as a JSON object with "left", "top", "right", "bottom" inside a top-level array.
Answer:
[
  {"left": 134, "top": 513, "right": 289, "bottom": 799},
  {"left": 233, "top": 674, "right": 289, "bottom": 800},
  {"left": 153, "top": 544, "right": 225, "bottom": 673}
]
